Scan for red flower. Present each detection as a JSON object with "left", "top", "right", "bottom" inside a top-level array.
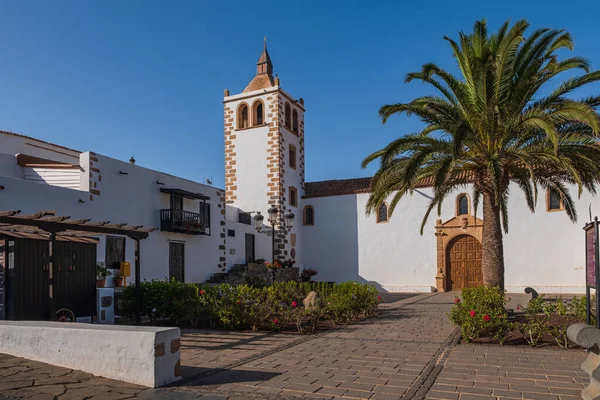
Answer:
[
  {"left": 483, "top": 314, "right": 491, "bottom": 322},
  {"left": 273, "top": 319, "right": 278, "bottom": 324},
  {"left": 377, "top": 296, "right": 382, "bottom": 301},
  {"left": 516, "top": 306, "right": 521, "bottom": 311},
  {"left": 291, "top": 301, "right": 298, "bottom": 308},
  {"left": 469, "top": 310, "right": 476, "bottom": 317},
  {"left": 454, "top": 297, "right": 461, "bottom": 304},
  {"left": 199, "top": 290, "right": 205, "bottom": 295}
]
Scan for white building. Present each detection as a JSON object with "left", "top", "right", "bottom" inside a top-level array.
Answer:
[{"left": 0, "top": 44, "right": 592, "bottom": 293}]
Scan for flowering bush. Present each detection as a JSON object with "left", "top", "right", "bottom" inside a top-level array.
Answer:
[
  {"left": 265, "top": 261, "right": 282, "bottom": 269},
  {"left": 449, "top": 286, "right": 509, "bottom": 343},
  {"left": 120, "top": 280, "right": 380, "bottom": 333},
  {"left": 281, "top": 259, "right": 296, "bottom": 268}
]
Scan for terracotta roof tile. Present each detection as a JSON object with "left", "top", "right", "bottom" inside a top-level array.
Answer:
[
  {"left": 303, "top": 176, "right": 440, "bottom": 199},
  {"left": 303, "top": 178, "right": 373, "bottom": 198},
  {"left": 243, "top": 74, "right": 275, "bottom": 93}
]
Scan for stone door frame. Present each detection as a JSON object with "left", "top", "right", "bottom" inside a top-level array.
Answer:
[{"left": 434, "top": 215, "right": 483, "bottom": 292}]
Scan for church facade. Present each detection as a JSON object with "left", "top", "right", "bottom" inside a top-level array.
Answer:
[
  {"left": 225, "top": 44, "right": 591, "bottom": 294},
  {"left": 0, "top": 44, "right": 592, "bottom": 294}
]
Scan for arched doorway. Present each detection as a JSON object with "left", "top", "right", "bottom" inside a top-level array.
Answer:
[{"left": 446, "top": 235, "right": 482, "bottom": 290}]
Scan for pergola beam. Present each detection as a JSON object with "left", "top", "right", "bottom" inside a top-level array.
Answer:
[{"left": 0, "top": 212, "right": 151, "bottom": 240}]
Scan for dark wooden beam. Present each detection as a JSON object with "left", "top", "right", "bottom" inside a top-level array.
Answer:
[{"left": 0, "top": 215, "right": 149, "bottom": 240}]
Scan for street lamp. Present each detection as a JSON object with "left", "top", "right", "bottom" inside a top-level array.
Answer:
[{"left": 253, "top": 206, "right": 294, "bottom": 264}]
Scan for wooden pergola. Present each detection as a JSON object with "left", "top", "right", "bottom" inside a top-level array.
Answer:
[{"left": 0, "top": 209, "right": 157, "bottom": 323}]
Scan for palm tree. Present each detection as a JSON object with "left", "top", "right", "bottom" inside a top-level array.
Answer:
[{"left": 362, "top": 19, "right": 600, "bottom": 290}]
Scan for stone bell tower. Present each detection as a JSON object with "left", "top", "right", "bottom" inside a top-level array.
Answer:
[{"left": 223, "top": 39, "right": 305, "bottom": 262}]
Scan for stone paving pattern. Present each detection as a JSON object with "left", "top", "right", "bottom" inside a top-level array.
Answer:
[
  {"left": 427, "top": 345, "right": 588, "bottom": 400},
  {"left": 0, "top": 292, "right": 589, "bottom": 400}
]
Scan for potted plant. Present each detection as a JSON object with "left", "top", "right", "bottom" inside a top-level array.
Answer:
[
  {"left": 96, "top": 263, "right": 110, "bottom": 288},
  {"left": 301, "top": 268, "right": 318, "bottom": 282},
  {"left": 112, "top": 271, "right": 125, "bottom": 287}
]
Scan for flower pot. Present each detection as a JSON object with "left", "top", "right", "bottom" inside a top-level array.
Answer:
[
  {"left": 113, "top": 278, "right": 124, "bottom": 287},
  {"left": 96, "top": 279, "right": 106, "bottom": 288}
]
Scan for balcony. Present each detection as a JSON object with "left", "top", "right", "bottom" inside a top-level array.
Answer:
[{"left": 160, "top": 209, "right": 209, "bottom": 235}]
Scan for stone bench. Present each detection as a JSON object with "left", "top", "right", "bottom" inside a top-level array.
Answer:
[
  {"left": 0, "top": 321, "right": 181, "bottom": 387},
  {"left": 567, "top": 323, "right": 600, "bottom": 399}
]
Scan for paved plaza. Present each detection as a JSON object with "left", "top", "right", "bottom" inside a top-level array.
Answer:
[{"left": 0, "top": 292, "right": 589, "bottom": 399}]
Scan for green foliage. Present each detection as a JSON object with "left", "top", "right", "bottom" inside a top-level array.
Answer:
[
  {"left": 363, "top": 19, "right": 600, "bottom": 232},
  {"left": 450, "top": 287, "right": 509, "bottom": 343},
  {"left": 548, "top": 297, "right": 570, "bottom": 348},
  {"left": 96, "top": 264, "right": 110, "bottom": 279},
  {"left": 119, "top": 280, "right": 379, "bottom": 333},
  {"left": 518, "top": 297, "right": 550, "bottom": 347},
  {"left": 571, "top": 295, "right": 596, "bottom": 326},
  {"left": 519, "top": 296, "right": 589, "bottom": 348},
  {"left": 450, "top": 288, "right": 596, "bottom": 347}
]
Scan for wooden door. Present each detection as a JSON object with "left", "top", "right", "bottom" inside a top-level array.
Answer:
[
  {"left": 245, "top": 234, "right": 255, "bottom": 264},
  {"left": 447, "top": 235, "right": 482, "bottom": 290},
  {"left": 169, "top": 242, "right": 185, "bottom": 282}
]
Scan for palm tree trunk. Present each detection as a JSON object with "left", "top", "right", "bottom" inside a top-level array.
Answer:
[{"left": 481, "top": 192, "right": 505, "bottom": 290}]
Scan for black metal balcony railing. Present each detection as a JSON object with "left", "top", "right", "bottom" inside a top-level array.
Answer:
[{"left": 160, "top": 209, "right": 209, "bottom": 235}]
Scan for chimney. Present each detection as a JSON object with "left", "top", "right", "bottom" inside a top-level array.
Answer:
[{"left": 129, "top": 157, "right": 136, "bottom": 165}]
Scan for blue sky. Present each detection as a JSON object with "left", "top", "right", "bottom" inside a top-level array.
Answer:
[{"left": 1, "top": 1, "right": 599, "bottom": 188}]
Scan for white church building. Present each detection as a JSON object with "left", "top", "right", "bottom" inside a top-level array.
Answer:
[{"left": 0, "top": 44, "right": 592, "bottom": 293}]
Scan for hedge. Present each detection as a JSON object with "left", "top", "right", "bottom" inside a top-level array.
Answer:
[{"left": 119, "top": 280, "right": 380, "bottom": 333}]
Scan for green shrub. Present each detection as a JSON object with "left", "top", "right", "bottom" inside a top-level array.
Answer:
[
  {"left": 518, "top": 299, "right": 550, "bottom": 347},
  {"left": 571, "top": 295, "right": 596, "bottom": 326},
  {"left": 449, "top": 287, "right": 509, "bottom": 343},
  {"left": 119, "top": 280, "right": 379, "bottom": 333}
]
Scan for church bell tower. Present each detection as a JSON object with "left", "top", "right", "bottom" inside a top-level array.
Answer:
[{"left": 223, "top": 39, "right": 305, "bottom": 262}]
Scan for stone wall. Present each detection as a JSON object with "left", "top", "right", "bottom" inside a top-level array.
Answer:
[{"left": 208, "top": 264, "right": 299, "bottom": 285}]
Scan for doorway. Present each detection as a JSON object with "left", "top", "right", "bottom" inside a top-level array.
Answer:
[
  {"left": 169, "top": 242, "right": 185, "bottom": 282},
  {"left": 245, "top": 234, "right": 255, "bottom": 264},
  {"left": 447, "top": 235, "right": 482, "bottom": 290}
]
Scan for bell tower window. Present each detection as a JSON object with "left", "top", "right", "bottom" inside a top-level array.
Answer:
[
  {"left": 289, "top": 145, "right": 296, "bottom": 169},
  {"left": 238, "top": 104, "right": 249, "bottom": 129},
  {"left": 292, "top": 109, "right": 298, "bottom": 133},
  {"left": 285, "top": 103, "right": 291, "bottom": 129},
  {"left": 253, "top": 101, "right": 264, "bottom": 126}
]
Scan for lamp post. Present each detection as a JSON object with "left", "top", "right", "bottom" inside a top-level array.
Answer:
[{"left": 253, "top": 206, "right": 294, "bottom": 264}]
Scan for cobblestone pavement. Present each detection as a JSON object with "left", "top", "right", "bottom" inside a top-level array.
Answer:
[{"left": 0, "top": 292, "right": 589, "bottom": 399}]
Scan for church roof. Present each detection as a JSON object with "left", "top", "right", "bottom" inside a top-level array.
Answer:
[
  {"left": 303, "top": 176, "right": 440, "bottom": 199},
  {"left": 303, "top": 178, "right": 373, "bottom": 198},
  {"left": 243, "top": 74, "right": 275, "bottom": 93}
]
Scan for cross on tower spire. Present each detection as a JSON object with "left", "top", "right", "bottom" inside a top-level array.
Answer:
[{"left": 256, "top": 37, "right": 273, "bottom": 76}]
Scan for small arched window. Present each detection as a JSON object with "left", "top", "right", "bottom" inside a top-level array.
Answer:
[
  {"left": 457, "top": 194, "right": 469, "bottom": 216},
  {"left": 253, "top": 101, "right": 263, "bottom": 126},
  {"left": 547, "top": 190, "right": 563, "bottom": 212},
  {"left": 377, "top": 203, "right": 388, "bottom": 223},
  {"left": 303, "top": 205, "right": 314, "bottom": 226},
  {"left": 284, "top": 103, "right": 291, "bottom": 129},
  {"left": 238, "top": 103, "right": 249, "bottom": 129},
  {"left": 292, "top": 109, "right": 299, "bottom": 133}
]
